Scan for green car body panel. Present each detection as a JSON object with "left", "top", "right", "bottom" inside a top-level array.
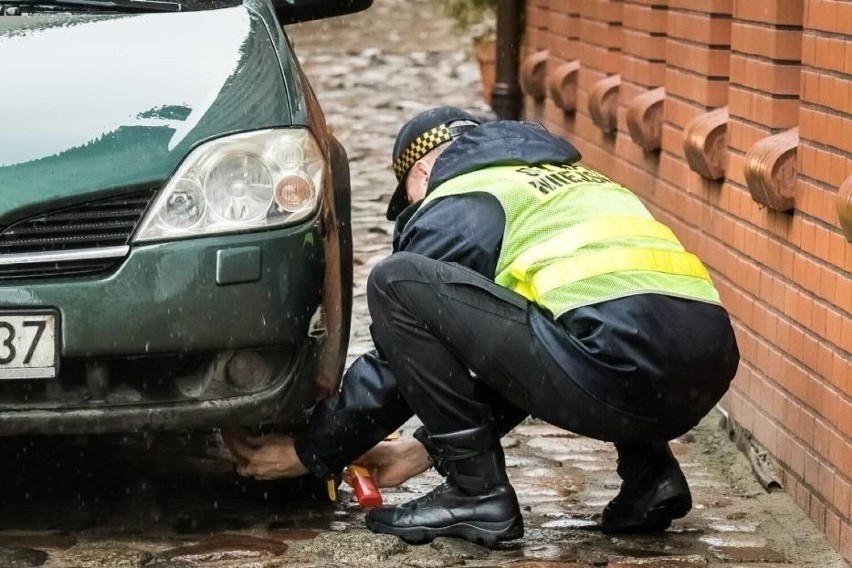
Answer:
[
  {"left": 0, "top": 5, "right": 294, "bottom": 216},
  {"left": 0, "top": 0, "right": 358, "bottom": 434}
]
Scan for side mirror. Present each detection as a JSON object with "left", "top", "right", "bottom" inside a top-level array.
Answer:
[{"left": 273, "top": 0, "right": 372, "bottom": 24}]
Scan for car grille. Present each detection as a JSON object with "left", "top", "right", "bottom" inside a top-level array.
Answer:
[{"left": 0, "top": 189, "right": 158, "bottom": 280}]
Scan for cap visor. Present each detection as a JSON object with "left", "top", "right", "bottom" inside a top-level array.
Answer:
[{"left": 386, "top": 181, "right": 409, "bottom": 221}]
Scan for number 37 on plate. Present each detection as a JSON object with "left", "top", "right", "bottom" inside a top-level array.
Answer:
[{"left": 0, "top": 313, "right": 58, "bottom": 380}]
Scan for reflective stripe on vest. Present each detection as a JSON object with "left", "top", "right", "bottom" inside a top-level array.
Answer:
[
  {"left": 507, "top": 216, "right": 681, "bottom": 281},
  {"left": 522, "top": 248, "right": 710, "bottom": 302},
  {"left": 502, "top": 215, "right": 711, "bottom": 302}
]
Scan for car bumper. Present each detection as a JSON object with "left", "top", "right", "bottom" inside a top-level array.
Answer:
[
  {"left": 0, "top": 222, "right": 327, "bottom": 434},
  {"left": 0, "top": 345, "right": 318, "bottom": 435}
]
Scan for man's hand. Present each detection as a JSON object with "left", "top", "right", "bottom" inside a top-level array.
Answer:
[
  {"left": 348, "top": 438, "right": 431, "bottom": 488},
  {"left": 221, "top": 428, "right": 309, "bottom": 480}
]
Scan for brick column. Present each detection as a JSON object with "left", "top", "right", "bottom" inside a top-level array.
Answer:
[
  {"left": 524, "top": 0, "right": 549, "bottom": 52},
  {"left": 573, "top": 0, "right": 624, "bottom": 172},
  {"left": 654, "top": 1, "right": 732, "bottom": 253},
  {"left": 614, "top": 0, "right": 668, "bottom": 196},
  {"left": 717, "top": 1, "right": 804, "bottom": 500},
  {"left": 662, "top": 0, "right": 732, "bottom": 175},
  {"left": 520, "top": 0, "right": 552, "bottom": 121},
  {"left": 789, "top": 0, "right": 851, "bottom": 556},
  {"left": 541, "top": 1, "right": 582, "bottom": 132}
]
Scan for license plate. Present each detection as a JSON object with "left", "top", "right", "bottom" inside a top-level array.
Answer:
[{"left": 0, "top": 312, "right": 58, "bottom": 379}]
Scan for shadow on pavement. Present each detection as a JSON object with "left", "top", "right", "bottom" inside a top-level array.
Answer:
[{"left": 0, "top": 431, "right": 336, "bottom": 536}]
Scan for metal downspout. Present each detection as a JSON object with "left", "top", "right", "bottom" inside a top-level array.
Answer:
[{"left": 491, "top": 0, "right": 523, "bottom": 119}]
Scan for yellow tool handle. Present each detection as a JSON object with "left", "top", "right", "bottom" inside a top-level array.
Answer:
[{"left": 326, "top": 477, "right": 337, "bottom": 502}]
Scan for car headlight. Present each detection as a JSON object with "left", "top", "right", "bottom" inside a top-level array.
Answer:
[{"left": 134, "top": 128, "right": 324, "bottom": 242}]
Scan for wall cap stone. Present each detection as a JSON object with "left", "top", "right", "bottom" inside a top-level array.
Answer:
[
  {"left": 520, "top": 50, "right": 549, "bottom": 100},
  {"left": 837, "top": 176, "right": 852, "bottom": 243},
  {"left": 548, "top": 60, "right": 580, "bottom": 113},
  {"left": 744, "top": 127, "right": 799, "bottom": 212},
  {"left": 588, "top": 74, "right": 620, "bottom": 134},
  {"left": 683, "top": 107, "right": 729, "bottom": 181},
  {"left": 626, "top": 87, "right": 665, "bottom": 152}
]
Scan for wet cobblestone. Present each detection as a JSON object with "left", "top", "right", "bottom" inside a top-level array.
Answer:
[
  {"left": 57, "top": 542, "right": 153, "bottom": 568},
  {"left": 0, "top": 1, "right": 848, "bottom": 568},
  {"left": 306, "top": 532, "right": 408, "bottom": 563},
  {"left": 0, "top": 547, "right": 48, "bottom": 568},
  {"left": 158, "top": 534, "right": 288, "bottom": 563}
]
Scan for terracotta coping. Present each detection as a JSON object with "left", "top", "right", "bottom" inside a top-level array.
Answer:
[
  {"left": 838, "top": 176, "right": 852, "bottom": 242},
  {"left": 683, "top": 107, "right": 729, "bottom": 181},
  {"left": 520, "top": 50, "right": 549, "bottom": 100},
  {"left": 626, "top": 87, "right": 665, "bottom": 152},
  {"left": 588, "top": 74, "right": 621, "bottom": 134},
  {"left": 548, "top": 60, "right": 580, "bottom": 113},
  {"left": 743, "top": 127, "right": 799, "bottom": 212}
]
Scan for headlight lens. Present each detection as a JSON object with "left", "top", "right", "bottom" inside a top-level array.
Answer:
[
  {"left": 134, "top": 128, "right": 324, "bottom": 242},
  {"left": 205, "top": 154, "right": 274, "bottom": 222},
  {"left": 159, "top": 178, "right": 205, "bottom": 229}
]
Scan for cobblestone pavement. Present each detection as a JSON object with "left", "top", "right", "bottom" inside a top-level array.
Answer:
[{"left": 0, "top": 1, "right": 848, "bottom": 567}]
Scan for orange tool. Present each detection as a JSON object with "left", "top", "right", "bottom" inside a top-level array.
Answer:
[{"left": 347, "top": 465, "right": 383, "bottom": 508}]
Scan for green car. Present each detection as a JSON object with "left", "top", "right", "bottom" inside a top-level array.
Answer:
[{"left": 0, "top": 0, "right": 369, "bottom": 434}]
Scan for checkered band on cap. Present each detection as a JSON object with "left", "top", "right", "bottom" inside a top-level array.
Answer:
[{"left": 392, "top": 124, "right": 454, "bottom": 180}]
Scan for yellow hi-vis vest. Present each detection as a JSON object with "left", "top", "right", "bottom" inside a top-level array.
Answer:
[{"left": 419, "top": 163, "right": 721, "bottom": 318}]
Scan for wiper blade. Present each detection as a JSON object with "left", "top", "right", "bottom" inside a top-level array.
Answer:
[{"left": 5, "top": 0, "right": 181, "bottom": 12}]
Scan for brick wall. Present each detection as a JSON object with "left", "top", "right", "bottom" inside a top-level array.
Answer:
[{"left": 519, "top": 0, "right": 851, "bottom": 560}]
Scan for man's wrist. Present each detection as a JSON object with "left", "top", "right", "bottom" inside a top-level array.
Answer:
[{"left": 293, "top": 433, "right": 334, "bottom": 479}]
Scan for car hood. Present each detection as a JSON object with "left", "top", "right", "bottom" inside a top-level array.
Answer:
[{"left": 0, "top": 5, "right": 293, "bottom": 224}]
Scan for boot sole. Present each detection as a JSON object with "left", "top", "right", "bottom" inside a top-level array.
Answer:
[
  {"left": 602, "top": 494, "right": 692, "bottom": 534},
  {"left": 365, "top": 515, "right": 524, "bottom": 547}
]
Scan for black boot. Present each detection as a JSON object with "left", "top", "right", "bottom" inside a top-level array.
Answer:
[
  {"left": 365, "top": 426, "right": 523, "bottom": 546},
  {"left": 601, "top": 442, "right": 692, "bottom": 534}
]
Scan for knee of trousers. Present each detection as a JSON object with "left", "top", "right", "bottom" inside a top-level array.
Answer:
[{"left": 366, "top": 252, "right": 424, "bottom": 308}]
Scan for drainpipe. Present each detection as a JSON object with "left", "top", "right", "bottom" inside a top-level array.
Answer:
[{"left": 490, "top": 0, "right": 523, "bottom": 120}]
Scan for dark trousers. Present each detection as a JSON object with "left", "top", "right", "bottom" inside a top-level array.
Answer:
[{"left": 367, "top": 252, "right": 739, "bottom": 444}]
